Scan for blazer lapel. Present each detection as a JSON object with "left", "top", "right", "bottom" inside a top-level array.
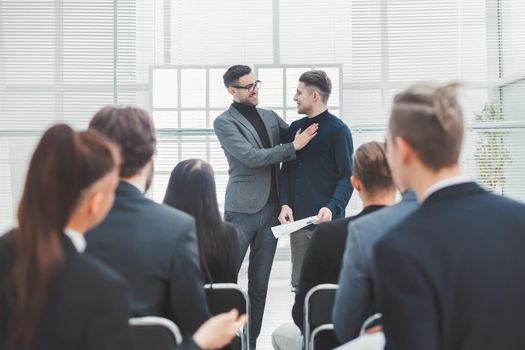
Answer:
[
  {"left": 258, "top": 109, "right": 276, "bottom": 147},
  {"left": 229, "top": 106, "right": 263, "bottom": 148}
]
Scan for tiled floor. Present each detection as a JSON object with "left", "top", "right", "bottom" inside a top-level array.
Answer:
[{"left": 238, "top": 238, "right": 296, "bottom": 350}]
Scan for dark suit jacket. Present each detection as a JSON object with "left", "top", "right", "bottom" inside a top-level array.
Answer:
[
  {"left": 375, "top": 182, "right": 525, "bottom": 350},
  {"left": 292, "top": 205, "right": 385, "bottom": 330},
  {"left": 86, "top": 182, "right": 210, "bottom": 335},
  {"left": 0, "top": 234, "right": 132, "bottom": 350}
]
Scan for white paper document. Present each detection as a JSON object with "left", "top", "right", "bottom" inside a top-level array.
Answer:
[
  {"left": 271, "top": 215, "right": 317, "bottom": 239},
  {"left": 333, "top": 332, "right": 385, "bottom": 350}
]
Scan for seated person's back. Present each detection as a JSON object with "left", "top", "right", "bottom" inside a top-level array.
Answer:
[
  {"left": 85, "top": 106, "right": 209, "bottom": 335},
  {"left": 87, "top": 182, "right": 206, "bottom": 327},
  {"left": 0, "top": 125, "right": 132, "bottom": 350},
  {"left": 164, "top": 159, "right": 241, "bottom": 284},
  {"left": 375, "top": 82, "right": 525, "bottom": 350},
  {"left": 0, "top": 233, "right": 131, "bottom": 350}
]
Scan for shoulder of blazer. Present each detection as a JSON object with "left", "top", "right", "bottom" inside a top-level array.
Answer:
[
  {"left": 257, "top": 108, "right": 283, "bottom": 124},
  {"left": 142, "top": 201, "right": 195, "bottom": 233},
  {"left": 154, "top": 202, "right": 194, "bottom": 225},
  {"left": 152, "top": 203, "right": 197, "bottom": 246},
  {"left": 67, "top": 251, "right": 129, "bottom": 292},
  {"left": 214, "top": 109, "right": 233, "bottom": 122},
  {"left": 115, "top": 197, "right": 195, "bottom": 244},
  {"left": 353, "top": 199, "right": 418, "bottom": 239},
  {"left": 256, "top": 107, "right": 274, "bottom": 116},
  {"left": 125, "top": 193, "right": 190, "bottom": 221},
  {"left": 213, "top": 108, "right": 246, "bottom": 131}
]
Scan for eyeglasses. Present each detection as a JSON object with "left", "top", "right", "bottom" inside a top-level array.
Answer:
[{"left": 231, "top": 80, "right": 262, "bottom": 92}]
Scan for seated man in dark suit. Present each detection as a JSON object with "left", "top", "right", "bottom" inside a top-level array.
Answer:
[
  {"left": 272, "top": 141, "right": 396, "bottom": 350},
  {"left": 86, "top": 106, "right": 210, "bottom": 346},
  {"left": 375, "top": 83, "right": 525, "bottom": 350}
]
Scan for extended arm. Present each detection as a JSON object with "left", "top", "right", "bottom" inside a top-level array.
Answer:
[{"left": 214, "top": 116, "right": 295, "bottom": 169}]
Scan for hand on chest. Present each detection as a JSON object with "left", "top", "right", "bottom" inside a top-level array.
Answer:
[{"left": 295, "top": 125, "right": 333, "bottom": 157}]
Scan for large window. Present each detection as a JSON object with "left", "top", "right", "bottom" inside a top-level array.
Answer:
[
  {"left": 149, "top": 64, "right": 344, "bottom": 210},
  {"left": 1, "top": 0, "right": 524, "bottom": 232},
  {"left": 0, "top": 0, "right": 139, "bottom": 232}
]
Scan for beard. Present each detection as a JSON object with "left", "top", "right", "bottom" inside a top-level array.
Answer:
[
  {"left": 297, "top": 105, "right": 309, "bottom": 115},
  {"left": 238, "top": 93, "right": 258, "bottom": 107}
]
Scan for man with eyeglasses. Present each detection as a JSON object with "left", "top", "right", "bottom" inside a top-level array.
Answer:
[{"left": 214, "top": 65, "right": 318, "bottom": 349}]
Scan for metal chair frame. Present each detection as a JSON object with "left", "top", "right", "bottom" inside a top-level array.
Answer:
[
  {"left": 129, "top": 316, "right": 182, "bottom": 349},
  {"left": 359, "top": 313, "right": 383, "bottom": 336},
  {"left": 303, "top": 283, "right": 338, "bottom": 350}
]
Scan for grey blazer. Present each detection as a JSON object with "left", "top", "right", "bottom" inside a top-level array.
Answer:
[
  {"left": 332, "top": 191, "right": 418, "bottom": 343},
  {"left": 213, "top": 105, "right": 296, "bottom": 213}
]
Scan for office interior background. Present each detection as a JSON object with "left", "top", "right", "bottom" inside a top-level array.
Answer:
[{"left": 0, "top": 0, "right": 524, "bottom": 347}]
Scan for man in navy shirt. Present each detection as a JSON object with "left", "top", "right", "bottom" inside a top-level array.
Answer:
[{"left": 279, "top": 70, "right": 354, "bottom": 290}]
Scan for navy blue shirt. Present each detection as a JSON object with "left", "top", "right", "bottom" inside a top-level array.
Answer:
[{"left": 280, "top": 109, "right": 354, "bottom": 220}]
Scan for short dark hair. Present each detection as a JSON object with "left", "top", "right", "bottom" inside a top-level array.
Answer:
[
  {"left": 299, "top": 70, "right": 332, "bottom": 104},
  {"left": 89, "top": 106, "right": 156, "bottom": 178},
  {"left": 223, "top": 65, "right": 252, "bottom": 88},
  {"left": 353, "top": 141, "right": 394, "bottom": 194},
  {"left": 389, "top": 82, "right": 463, "bottom": 171}
]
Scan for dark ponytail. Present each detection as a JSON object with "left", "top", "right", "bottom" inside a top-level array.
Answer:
[{"left": 7, "top": 124, "right": 119, "bottom": 350}]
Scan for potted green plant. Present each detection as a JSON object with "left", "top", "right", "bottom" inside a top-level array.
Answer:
[{"left": 474, "top": 103, "right": 511, "bottom": 195}]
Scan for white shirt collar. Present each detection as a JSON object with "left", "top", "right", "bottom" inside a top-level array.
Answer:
[
  {"left": 64, "top": 228, "right": 86, "bottom": 253},
  {"left": 421, "top": 175, "right": 473, "bottom": 203}
]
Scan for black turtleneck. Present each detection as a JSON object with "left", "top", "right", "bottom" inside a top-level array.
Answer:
[{"left": 232, "top": 102, "right": 278, "bottom": 204}]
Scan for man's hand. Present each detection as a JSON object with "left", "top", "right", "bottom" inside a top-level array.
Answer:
[
  {"left": 193, "top": 309, "right": 247, "bottom": 350},
  {"left": 313, "top": 207, "right": 332, "bottom": 224},
  {"left": 278, "top": 205, "right": 294, "bottom": 224},
  {"left": 293, "top": 123, "right": 318, "bottom": 151}
]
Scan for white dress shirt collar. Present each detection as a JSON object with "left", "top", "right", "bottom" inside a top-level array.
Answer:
[
  {"left": 421, "top": 175, "right": 473, "bottom": 203},
  {"left": 64, "top": 227, "right": 86, "bottom": 253}
]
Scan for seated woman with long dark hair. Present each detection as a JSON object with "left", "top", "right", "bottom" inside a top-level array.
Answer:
[
  {"left": 164, "top": 159, "right": 241, "bottom": 284},
  {"left": 0, "top": 124, "right": 131, "bottom": 349}
]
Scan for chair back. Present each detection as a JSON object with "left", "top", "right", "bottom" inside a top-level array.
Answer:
[
  {"left": 205, "top": 283, "right": 249, "bottom": 350},
  {"left": 311, "top": 324, "right": 340, "bottom": 350},
  {"left": 130, "top": 316, "right": 182, "bottom": 350},
  {"left": 359, "top": 313, "right": 383, "bottom": 336},
  {"left": 304, "top": 284, "right": 340, "bottom": 350}
]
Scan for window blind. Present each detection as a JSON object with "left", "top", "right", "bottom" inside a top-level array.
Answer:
[
  {"left": 1, "top": 0, "right": 524, "bottom": 234},
  {"left": 0, "top": 0, "right": 137, "bottom": 231}
]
